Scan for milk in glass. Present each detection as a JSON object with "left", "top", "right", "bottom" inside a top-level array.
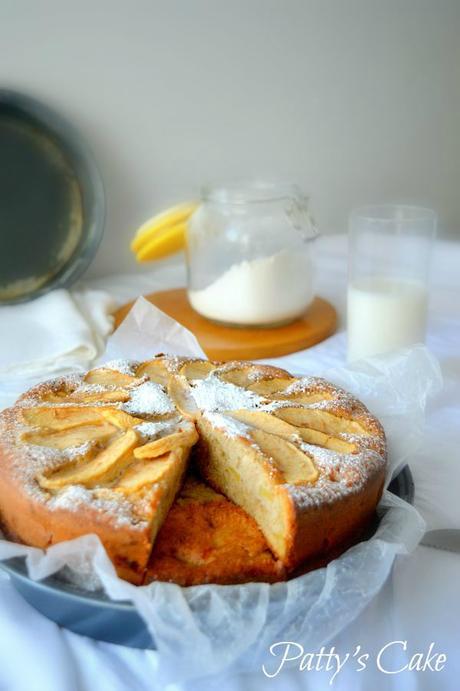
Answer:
[
  {"left": 347, "top": 277, "right": 428, "bottom": 361},
  {"left": 347, "top": 205, "right": 436, "bottom": 362}
]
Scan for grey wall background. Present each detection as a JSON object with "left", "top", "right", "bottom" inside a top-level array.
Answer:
[{"left": 0, "top": 0, "right": 459, "bottom": 278}]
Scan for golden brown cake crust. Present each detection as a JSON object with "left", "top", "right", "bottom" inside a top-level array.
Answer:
[{"left": 0, "top": 356, "right": 387, "bottom": 586}]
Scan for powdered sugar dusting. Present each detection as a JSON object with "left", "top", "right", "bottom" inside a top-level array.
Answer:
[
  {"left": 18, "top": 446, "right": 94, "bottom": 496},
  {"left": 75, "top": 383, "right": 115, "bottom": 394},
  {"left": 203, "top": 412, "right": 253, "bottom": 439},
  {"left": 190, "top": 376, "right": 264, "bottom": 412},
  {"left": 17, "top": 443, "right": 68, "bottom": 474},
  {"left": 16, "top": 374, "right": 83, "bottom": 407},
  {"left": 65, "top": 441, "right": 94, "bottom": 459},
  {"left": 306, "top": 399, "right": 341, "bottom": 410},
  {"left": 283, "top": 376, "right": 322, "bottom": 393},
  {"left": 122, "top": 381, "right": 175, "bottom": 416},
  {"left": 246, "top": 367, "right": 278, "bottom": 382},
  {"left": 135, "top": 419, "right": 179, "bottom": 440},
  {"left": 50, "top": 485, "right": 146, "bottom": 529}
]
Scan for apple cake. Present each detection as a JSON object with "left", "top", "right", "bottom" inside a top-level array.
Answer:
[{"left": 0, "top": 356, "right": 387, "bottom": 585}]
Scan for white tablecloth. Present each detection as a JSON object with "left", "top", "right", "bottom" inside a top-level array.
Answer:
[{"left": 0, "top": 235, "right": 459, "bottom": 691}]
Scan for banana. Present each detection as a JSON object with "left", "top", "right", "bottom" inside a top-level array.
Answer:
[
  {"left": 135, "top": 221, "right": 187, "bottom": 262},
  {"left": 131, "top": 201, "right": 198, "bottom": 261}
]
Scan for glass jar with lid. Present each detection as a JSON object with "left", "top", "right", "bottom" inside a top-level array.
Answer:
[{"left": 186, "top": 181, "right": 318, "bottom": 327}]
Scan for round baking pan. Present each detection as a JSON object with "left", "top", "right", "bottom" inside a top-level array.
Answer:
[
  {"left": 0, "top": 89, "right": 105, "bottom": 304},
  {"left": 0, "top": 465, "right": 414, "bottom": 650}
]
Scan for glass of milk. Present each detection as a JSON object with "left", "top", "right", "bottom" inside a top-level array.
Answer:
[
  {"left": 347, "top": 205, "right": 437, "bottom": 362},
  {"left": 186, "top": 181, "right": 319, "bottom": 327}
]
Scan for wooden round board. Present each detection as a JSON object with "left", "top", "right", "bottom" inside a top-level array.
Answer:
[{"left": 113, "top": 288, "right": 337, "bottom": 361}]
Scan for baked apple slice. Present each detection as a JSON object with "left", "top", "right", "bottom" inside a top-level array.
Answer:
[{"left": 38, "top": 429, "right": 139, "bottom": 489}]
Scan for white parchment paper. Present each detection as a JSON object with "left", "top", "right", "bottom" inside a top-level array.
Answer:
[{"left": 0, "top": 299, "right": 442, "bottom": 684}]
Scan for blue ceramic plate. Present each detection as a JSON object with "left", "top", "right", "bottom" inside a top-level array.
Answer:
[{"left": 0, "top": 466, "right": 413, "bottom": 649}]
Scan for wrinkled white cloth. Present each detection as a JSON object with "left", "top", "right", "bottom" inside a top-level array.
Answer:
[
  {"left": 0, "top": 235, "right": 458, "bottom": 691},
  {"left": 0, "top": 299, "right": 434, "bottom": 685},
  {"left": 0, "top": 289, "right": 115, "bottom": 405}
]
